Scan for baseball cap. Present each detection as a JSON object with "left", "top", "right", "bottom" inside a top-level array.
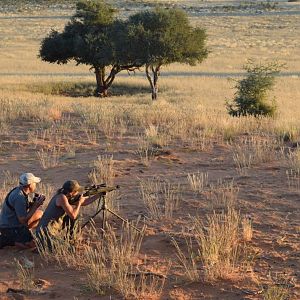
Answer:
[
  {"left": 19, "top": 173, "right": 41, "bottom": 185},
  {"left": 62, "top": 180, "right": 83, "bottom": 193}
]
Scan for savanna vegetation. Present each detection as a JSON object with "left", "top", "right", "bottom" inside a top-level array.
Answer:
[
  {"left": 39, "top": 0, "right": 208, "bottom": 99},
  {"left": 0, "top": 0, "right": 299, "bottom": 299}
]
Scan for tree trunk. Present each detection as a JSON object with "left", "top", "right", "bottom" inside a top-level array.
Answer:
[
  {"left": 146, "top": 64, "right": 161, "bottom": 101},
  {"left": 94, "top": 67, "right": 108, "bottom": 97},
  {"left": 151, "top": 86, "right": 158, "bottom": 100},
  {"left": 94, "top": 64, "right": 138, "bottom": 98}
]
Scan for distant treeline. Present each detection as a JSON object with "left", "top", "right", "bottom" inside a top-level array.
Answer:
[
  {"left": 0, "top": 0, "right": 76, "bottom": 12},
  {"left": 1, "top": 0, "right": 75, "bottom": 4},
  {"left": 0, "top": 0, "right": 76, "bottom": 8}
]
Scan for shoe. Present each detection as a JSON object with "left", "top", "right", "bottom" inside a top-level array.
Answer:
[
  {"left": 0, "top": 234, "right": 8, "bottom": 249},
  {"left": 0, "top": 231, "right": 14, "bottom": 249}
]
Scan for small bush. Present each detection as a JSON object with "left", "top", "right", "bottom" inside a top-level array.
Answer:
[{"left": 227, "top": 61, "right": 282, "bottom": 117}]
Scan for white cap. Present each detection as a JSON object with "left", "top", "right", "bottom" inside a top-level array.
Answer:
[{"left": 19, "top": 173, "right": 41, "bottom": 186}]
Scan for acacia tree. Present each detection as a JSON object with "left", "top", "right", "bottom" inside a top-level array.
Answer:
[
  {"left": 39, "top": 0, "right": 138, "bottom": 97},
  {"left": 126, "top": 8, "right": 209, "bottom": 100}
]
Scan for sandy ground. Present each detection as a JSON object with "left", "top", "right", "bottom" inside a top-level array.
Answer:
[{"left": 0, "top": 122, "right": 299, "bottom": 299}]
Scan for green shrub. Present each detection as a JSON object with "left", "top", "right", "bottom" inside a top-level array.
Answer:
[{"left": 226, "top": 61, "right": 282, "bottom": 117}]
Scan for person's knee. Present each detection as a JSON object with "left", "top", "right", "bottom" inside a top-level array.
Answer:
[{"left": 28, "top": 210, "right": 43, "bottom": 229}]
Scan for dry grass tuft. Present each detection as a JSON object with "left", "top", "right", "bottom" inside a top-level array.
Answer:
[
  {"left": 187, "top": 171, "right": 209, "bottom": 194},
  {"left": 193, "top": 208, "right": 241, "bottom": 281},
  {"left": 233, "top": 136, "right": 281, "bottom": 175},
  {"left": 84, "top": 127, "right": 100, "bottom": 145},
  {"left": 84, "top": 222, "right": 166, "bottom": 298},
  {"left": 286, "top": 148, "right": 300, "bottom": 171},
  {"left": 144, "top": 124, "right": 170, "bottom": 148},
  {"left": 14, "top": 257, "right": 35, "bottom": 292},
  {"left": 172, "top": 236, "right": 200, "bottom": 282},
  {"left": 263, "top": 285, "right": 290, "bottom": 300},
  {"left": 173, "top": 208, "right": 253, "bottom": 282},
  {"left": 36, "top": 147, "right": 62, "bottom": 169},
  {"left": 139, "top": 177, "right": 181, "bottom": 220},
  {"left": 0, "top": 171, "right": 19, "bottom": 208},
  {"left": 88, "top": 155, "right": 115, "bottom": 185},
  {"left": 241, "top": 216, "right": 253, "bottom": 242},
  {"left": 233, "top": 145, "right": 254, "bottom": 175},
  {"left": 286, "top": 168, "right": 300, "bottom": 191},
  {"left": 34, "top": 222, "right": 83, "bottom": 268},
  {"left": 135, "top": 135, "right": 157, "bottom": 167},
  {"left": 206, "top": 179, "right": 239, "bottom": 210}
]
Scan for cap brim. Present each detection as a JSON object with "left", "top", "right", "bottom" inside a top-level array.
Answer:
[{"left": 34, "top": 177, "right": 41, "bottom": 183}]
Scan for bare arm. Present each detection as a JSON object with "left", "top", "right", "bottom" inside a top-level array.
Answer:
[
  {"left": 57, "top": 194, "right": 84, "bottom": 220},
  {"left": 18, "top": 197, "right": 45, "bottom": 226}
]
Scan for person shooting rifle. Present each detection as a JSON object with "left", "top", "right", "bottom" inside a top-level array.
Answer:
[{"left": 35, "top": 180, "right": 119, "bottom": 249}]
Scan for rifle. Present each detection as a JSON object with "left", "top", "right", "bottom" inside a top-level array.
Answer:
[
  {"left": 68, "top": 183, "right": 120, "bottom": 205},
  {"left": 68, "top": 183, "right": 140, "bottom": 233}
]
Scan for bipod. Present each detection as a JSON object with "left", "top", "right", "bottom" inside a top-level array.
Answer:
[{"left": 81, "top": 194, "right": 141, "bottom": 234}]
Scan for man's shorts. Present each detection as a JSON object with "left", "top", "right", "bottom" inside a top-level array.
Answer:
[{"left": 0, "top": 226, "right": 33, "bottom": 248}]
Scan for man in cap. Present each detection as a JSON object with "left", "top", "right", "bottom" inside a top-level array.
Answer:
[{"left": 0, "top": 173, "right": 45, "bottom": 249}]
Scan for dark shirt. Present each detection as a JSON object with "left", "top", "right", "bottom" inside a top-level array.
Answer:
[
  {"left": 36, "top": 194, "right": 65, "bottom": 233},
  {"left": 0, "top": 187, "right": 28, "bottom": 228}
]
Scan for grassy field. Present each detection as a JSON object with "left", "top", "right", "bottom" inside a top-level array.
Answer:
[{"left": 0, "top": 1, "right": 299, "bottom": 299}]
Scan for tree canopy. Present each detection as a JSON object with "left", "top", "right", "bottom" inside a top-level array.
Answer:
[
  {"left": 39, "top": 0, "right": 135, "bottom": 97},
  {"left": 125, "top": 8, "right": 208, "bottom": 99}
]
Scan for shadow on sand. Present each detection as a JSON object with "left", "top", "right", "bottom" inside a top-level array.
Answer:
[{"left": 28, "top": 82, "right": 151, "bottom": 98}]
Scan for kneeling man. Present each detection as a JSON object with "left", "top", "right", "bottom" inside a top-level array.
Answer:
[{"left": 0, "top": 173, "right": 44, "bottom": 249}]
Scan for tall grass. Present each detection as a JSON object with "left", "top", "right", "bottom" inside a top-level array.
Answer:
[
  {"left": 286, "top": 148, "right": 300, "bottom": 171},
  {"left": 36, "top": 146, "right": 62, "bottom": 169},
  {"left": 286, "top": 168, "right": 300, "bottom": 191},
  {"left": 14, "top": 257, "right": 35, "bottom": 292},
  {"left": 263, "top": 286, "right": 289, "bottom": 300},
  {"left": 34, "top": 222, "right": 83, "bottom": 268},
  {"left": 88, "top": 155, "right": 115, "bottom": 185},
  {"left": 206, "top": 179, "right": 239, "bottom": 210},
  {"left": 171, "top": 236, "right": 200, "bottom": 282},
  {"left": 193, "top": 209, "right": 241, "bottom": 281},
  {"left": 0, "top": 171, "right": 19, "bottom": 208},
  {"left": 144, "top": 124, "right": 168, "bottom": 147},
  {"left": 241, "top": 216, "right": 253, "bottom": 242},
  {"left": 172, "top": 208, "right": 252, "bottom": 282},
  {"left": 233, "top": 145, "right": 254, "bottom": 175},
  {"left": 135, "top": 135, "right": 157, "bottom": 166},
  {"left": 84, "top": 222, "right": 166, "bottom": 298},
  {"left": 139, "top": 177, "right": 181, "bottom": 220},
  {"left": 187, "top": 171, "right": 209, "bottom": 194}
]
